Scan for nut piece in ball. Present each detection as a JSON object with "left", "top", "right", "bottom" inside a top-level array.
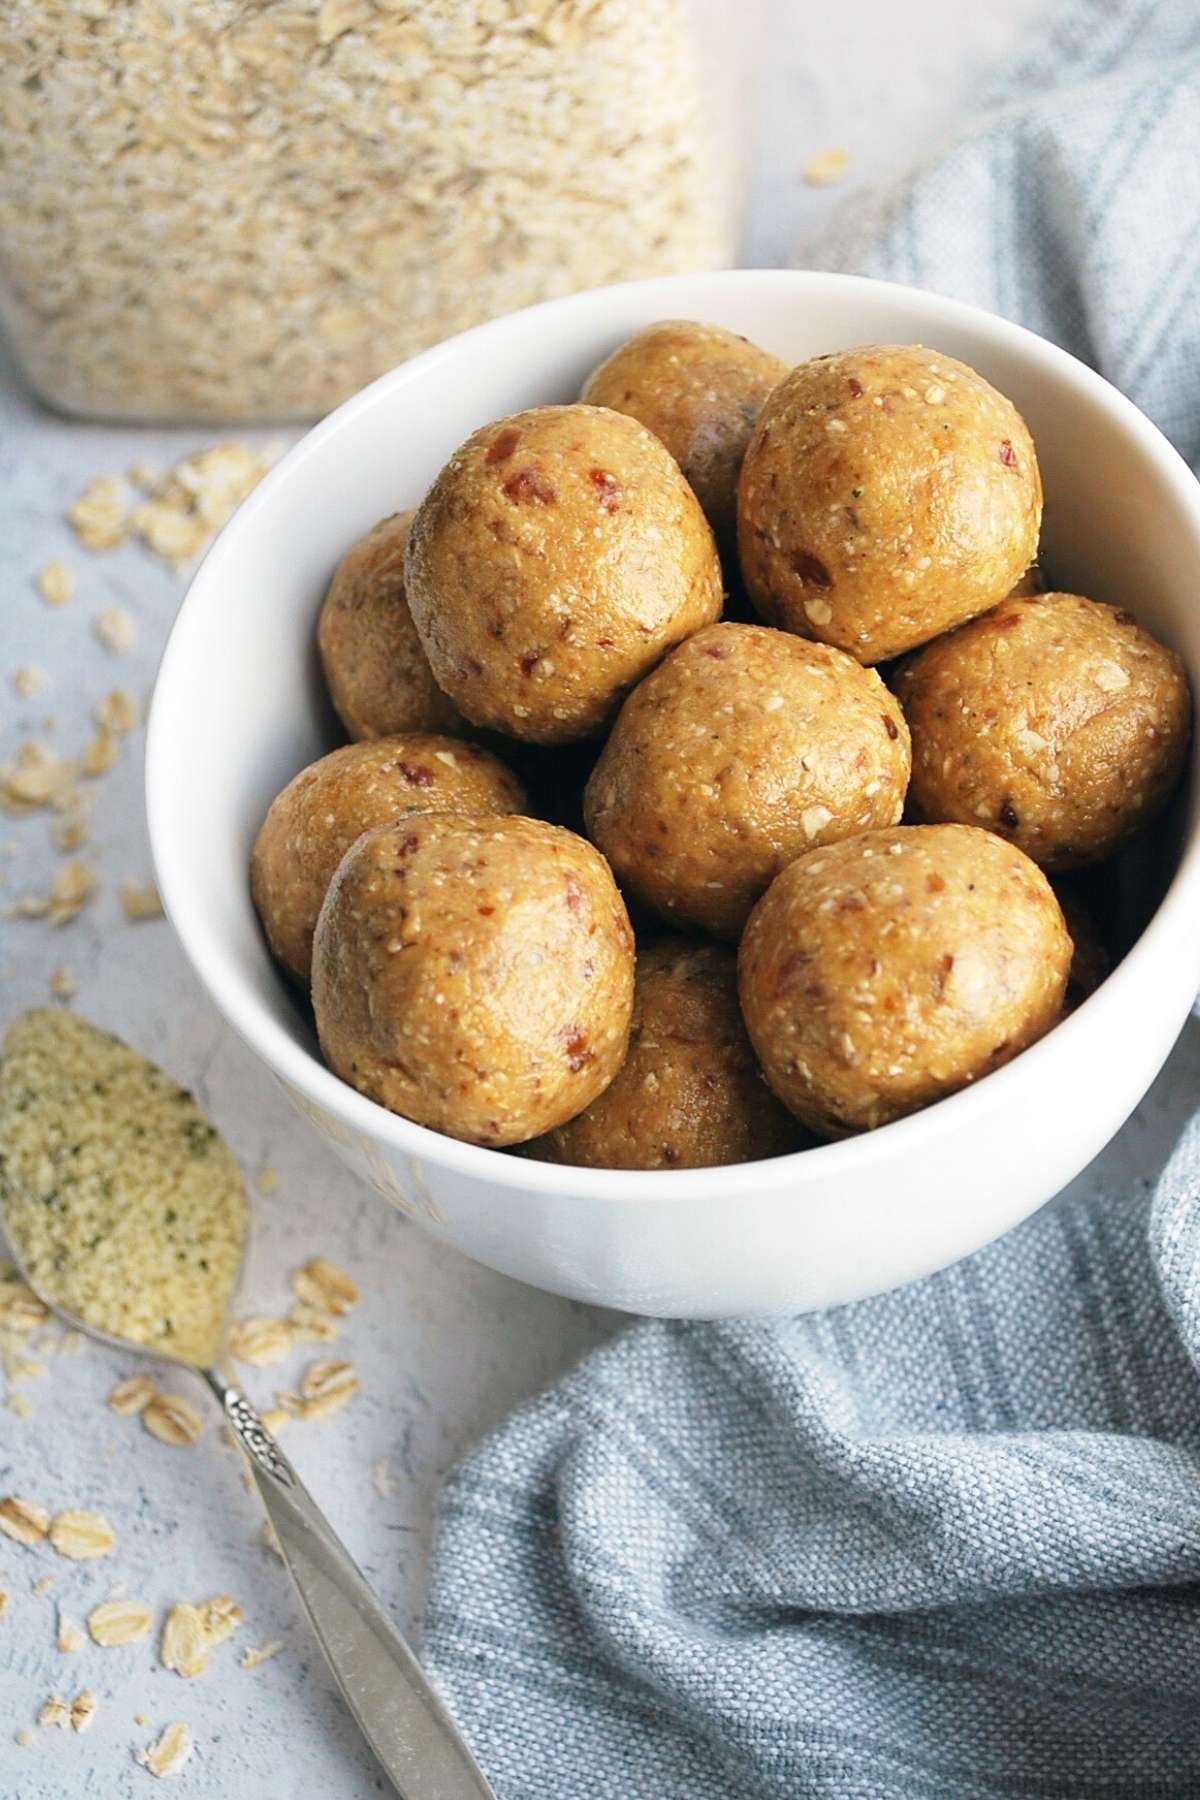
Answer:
[
  {"left": 530, "top": 939, "right": 805, "bottom": 1170},
  {"left": 405, "top": 404, "right": 723, "bottom": 743},
  {"left": 894, "top": 593, "right": 1191, "bottom": 869},
  {"left": 317, "top": 512, "right": 462, "bottom": 741},
  {"left": 737, "top": 345, "right": 1042, "bottom": 663},
  {"left": 580, "top": 320, "right": 789, "bottom": 545},
  {"left": 312, "top": 814, "right": 635, "bottom": 1146},
  {"left": 739, "top": 824, "right": 1071, "bottom": 1136},
  {"left": 584, "top": 622, "right": 911, "bottom": 936},
  {"left": 250, "top": 735, "right": 526, "bottom": 983}
]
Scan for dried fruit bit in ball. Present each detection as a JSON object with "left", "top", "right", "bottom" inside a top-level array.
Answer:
[
  {"left": 893, "top": 592, "right": 1191, "bottom": 869},
  {"left": 250, "top": 735, "right": 526, "bottom": 984},
  {"left": 530, "top": 940, "right": 805, "bottom": 1170},
  {"left": 584, "top": 621, "right": 911, "bottom": 937},
  {"left": 737, "top": 345, "right": 1042, "bottom": 664},
  {"left": 579, "top": 320, "right": 789, "bottom": 545},
  {"left": 738, "top": 824, "right": 1071, "bottom": 1138},
  {"left": 404, "top": 404, "right": 723, "bottom": 744},
  {"left": 311, "top": 814, "right": 635, "bottom": 1146},
  {"left": 317, "top": 511, "right": 463, "bottom": 742}
]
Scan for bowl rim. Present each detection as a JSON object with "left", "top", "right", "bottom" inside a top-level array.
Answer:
[{"left": 147, "top": 266, "right": 1200, "bottom": 1205}]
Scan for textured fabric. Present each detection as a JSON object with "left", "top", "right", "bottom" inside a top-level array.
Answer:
[{"left": 423, "top": 6, "right": 1200, "bottom": 1794}]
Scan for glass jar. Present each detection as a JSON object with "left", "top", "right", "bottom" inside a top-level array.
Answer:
[{"left": 0, "top": 0, "right": 738, "bottom": 423}]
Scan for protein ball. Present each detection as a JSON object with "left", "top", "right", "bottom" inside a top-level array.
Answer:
[
  {"left": 311, "top": 814, "right": 635, "bottom": 1146},
  {"left": 405, "top": 404, "right": 723, "bottom": 744},
  {"left": 737, "top": 345, "right": 1042, "bottom": 663},
  {"left": 250, "top": 735, "right": 526, "bottom": 983},
  {"left": 893, "top": 593, "right": 1191, "bottom": 869},
  {"left": 584, "top": 621, "right": 911, "bottom": 937},
  {"left": 316, "top": 511, "right": 463, "bottom": 742},
  {"left": 530, "top": 939, "right": 804, "bottom": 1170},
  {"left": 579, "top": 320, "right": 789, "bottom": 545},
  {"left": 739, "top": 824, "right": 1071, "bottom": 1137}
]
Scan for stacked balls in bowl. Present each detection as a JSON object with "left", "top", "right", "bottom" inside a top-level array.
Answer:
[{"left": 250, "top": 325, "right": 1190, "bottom": 1168}]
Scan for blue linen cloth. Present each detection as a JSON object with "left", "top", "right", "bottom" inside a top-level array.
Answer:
[{"left": 423, "top": 5, "right": 1200, "bottom": 1793}]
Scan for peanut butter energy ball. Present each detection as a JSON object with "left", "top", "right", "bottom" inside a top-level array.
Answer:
[
  {"left": 317, "top": 511, "right": 462, "bottom": 741},
  {"left": 579, "top": 320, "right": 789, "bottom": 544},
  {"left": 739, "top": 824, "right": 1070, "bottom": 1136},
  {"left": 530, "top": 939, "right": 804, "bottom": 1170},
  {"left": 405, "top": 404, "right": 723, "bottom": 743},
  {"left": 250, "top": 735, "right": 526, "bottom": 983},
  {"left": 311, "top": 814, "right": 635, "bottom": 1146},
  {"left": 737, "top": 345, "right": 1043, "bottom": 663},
  {"left": 894, "top": 592, "right": 1191, "bottom": 869},
  {"left": 584, "top": 622, "right": 911, "bottom": 936}
]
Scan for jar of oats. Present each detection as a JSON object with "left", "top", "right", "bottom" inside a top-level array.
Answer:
[{"left": 0, "top": 0, "right": 740, "bottom": 423}]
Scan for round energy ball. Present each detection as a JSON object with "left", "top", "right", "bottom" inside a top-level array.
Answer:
[
  {"left": 739, "top": 824, "right": 1071, "bottom": 1137},
  {"left": 311, "top": 814, "right": 635, "bottom": 1146},
  {"left": 584, "top": 621, "right": 911, "bottom": 937},
  {"left": 579, "top": 320, "right": 789, "bottom": 544},
  {"left": 405, "top": 404, "right": 724, "bottom": 743},
  {"left": 250, "top": 735, "right": 526, "bottom": 984},
  {"left": 530, "top": 939, "right": 805, "bottom": 1170},
  {"left": 737, "top": 344, "right": 1043, "bottom": 663},
  {"left": 893, "top": 592, "right": 1191, "bottom": 869},
  {"left": 316, "top": 511, "right": 462, "bottom": 741}
]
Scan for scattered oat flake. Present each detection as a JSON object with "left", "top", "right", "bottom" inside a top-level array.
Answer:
[
  {"left": 0, "top": 741, "right": 77, "bottom": 813},
  {"left": 39, "top": 1696, "right": 70, "bottom": 1730},
  {"left": 372, "top": 1457, "right": 396, "bottom": 1500},
  {"left": 0, "top": 1586, "right": 7, "bottom": 1620},
  {"left": 68, "top": 476, "right": 127, "bottom": 550},
  {"left": 228, "top": 1316, "right": 293, "bottom": 1367},
  {"left": 109, "top": 1373, "right": 158, "bottom": 1415},
  {"left": 89, "top": 1598, "right": 154, "bottom": 1647},
  {"left": 293, "top": 1257, "right": 359, "bottom": 1317},
  {"left": 95, "top": 686, "right": 140, "bottom": 734},
  {"left": 53, "top": 807, "right": 90, "bottom": 853},
  {"left": 37, "top": 561, "right": 75, "bottom": 606},
  {"left": 260, "top": 1406, "right": 290, "bottom": 1434},
  {"left": 296, "top": 1358, "right": 359, "bottom": 1419},
  {"left": 121, "top": 879, "right": 165, "bottom": 921},
  {"left": 0, "top": 1283, "right": 48, "bottom": 1333},
  {"left": 128, "top": 461, "right": 160, "bottom": 490},
  {"left": 239, "top": 1638, "right": 284, "bottom": 1670},
  {"left": 49, "top": 966, "right": 78, "bottom": 1001},
  {"left": 803, "top": 146, "right": 850, "bottom": 186},
  {"left": 256, "top": 1166, "right": 279, "bottom": 1196},
  {"left": 49, "top": 1508, "right": 116, "bottom": 1560},
  {"left": 143, "top": 1393, "right": 204, "bottom": 1447},
  {"left": 130, "top": 443, "right": 272, "bottom": 565},
  {"left": 199, "top": 1593, "right": 243, "bottom": 1647},
  {"left": 0, "top": 1497, "right": 51, "bottom": 1546},
  {"left": 136, "top": 1720, "right": 194, "bottom": 1778},
  {"left": 33, "top": 1571, "right": 59, "bottom": 1596},
  {"left": 69, "top": 1688, "right": 97, "bottom": 1734},
  {"left": 11, "top": 665, "right": 47, "bottom": 699},
  {"left": 7, "top": 858, "right": 99, "bottom": 927},
  {"left": 80, "top": 727, "right": 120, "bottom": 776},
  {"left": 58, "top": 1611, "right": 86, "bottom": 1653},
  {"left": 287, "top": 1301, "right": 339, "bottom": 1344},
  {"left": 8, "top": 1393, "right": 34, "bottom": 1418},
  {"left": 160, "top": 1603, "right": 208, "bottom": 1678},
  {"left": 15, "top": 1727, "right": 34, "bottom": 1747},
  {"left": 94, "top": 607, "right": 137, "bottom": 655}
]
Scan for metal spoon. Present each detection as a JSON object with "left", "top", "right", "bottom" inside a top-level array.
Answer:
[{"left": 2, "top": 1189, "right": 496, "bottom": 1800}]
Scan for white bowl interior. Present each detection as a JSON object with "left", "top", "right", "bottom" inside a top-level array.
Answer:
[{"left": 147, "top": 270, "right": 1200, "bottom": 1313}]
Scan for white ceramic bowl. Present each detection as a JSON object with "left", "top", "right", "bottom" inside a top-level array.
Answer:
[{"left": 147, "top": 269, "right": 1200, "bottom": 1318}]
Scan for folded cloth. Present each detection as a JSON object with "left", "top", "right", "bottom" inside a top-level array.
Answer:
[{"left": 423, "top": 5, "right": 1200, "bottom": 1793}]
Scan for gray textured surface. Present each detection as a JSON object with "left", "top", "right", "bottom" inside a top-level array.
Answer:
[{"left": 0, "top": 3, "right": 1085, "bottom": 1792}]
